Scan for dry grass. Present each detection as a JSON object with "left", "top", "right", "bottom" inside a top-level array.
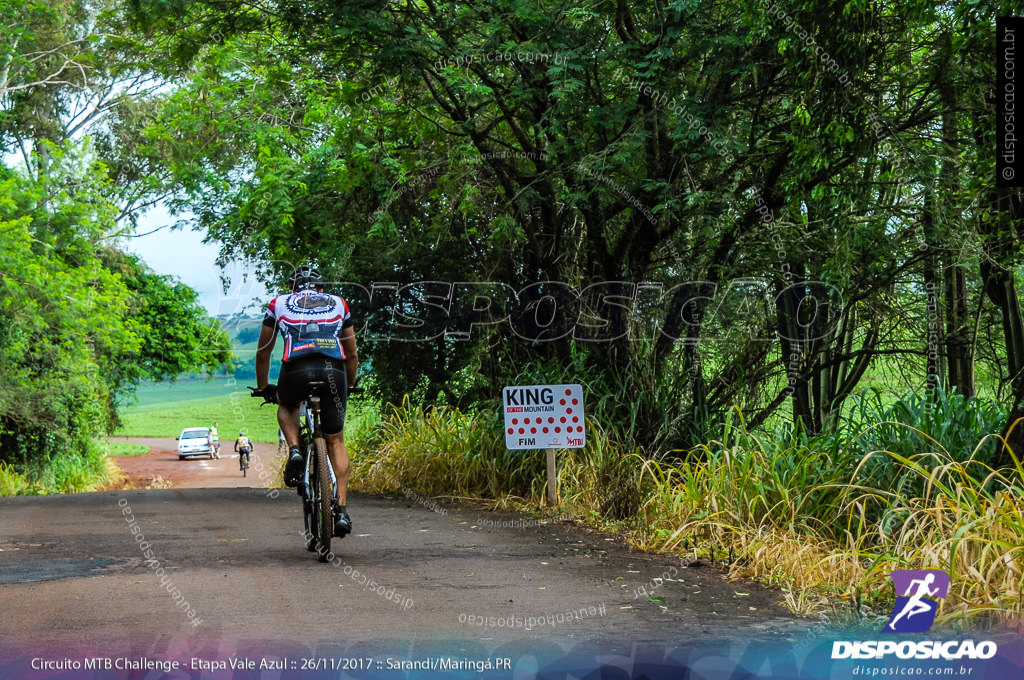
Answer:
[
  {"left": 351, "top": 398, "right": 529, "bottom": 500},
  {"left": 628, "top": 425, "right": 1024, "bottom": 631},
  {"left": 349, "top": 401, "right": 1024, "bottom": 631}
]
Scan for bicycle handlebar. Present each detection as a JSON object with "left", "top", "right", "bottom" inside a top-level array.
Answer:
[
  {"left": 249, "top": 384, "right": 364, "bottom": 403},
  {"left": 247, "top": 384, "right": 278, "bottom": 405}
]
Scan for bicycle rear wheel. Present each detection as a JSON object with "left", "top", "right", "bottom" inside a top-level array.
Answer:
[{"left": 314, "top": 436, "right": 332, "bottom": 561}]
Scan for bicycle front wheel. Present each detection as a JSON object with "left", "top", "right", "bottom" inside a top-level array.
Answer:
[{"left": 314, "top": 437, "right": 332, "bottom": 561}]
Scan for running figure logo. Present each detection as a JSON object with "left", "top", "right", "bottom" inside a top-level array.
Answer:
[{"left": 883, "top": 569, "right": 950, "bottom": 633}]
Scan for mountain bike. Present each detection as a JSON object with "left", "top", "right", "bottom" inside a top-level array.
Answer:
[
  {"left": 251, "top": 383, "right": 362, "bottom": 561},
  {"left": 297, "top": 380, "right": 336, "bottom": 560},
  {"left": 238, "top": 447, "right": 251, "bottom": 477},
  {"left": 298, "top": 383, "right": 365, "bottom": 560}
]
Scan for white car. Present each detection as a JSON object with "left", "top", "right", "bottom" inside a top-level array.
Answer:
[{"left": 177, "top": 427, "right": 215, "bottom": 460}]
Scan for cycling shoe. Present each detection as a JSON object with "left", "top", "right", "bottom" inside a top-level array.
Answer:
[
  {"left": 283, "top": 447, "right": 304, "bottom": 487},
  {"left": 333, "top": 508, "right": 352, "bottom": 538}
]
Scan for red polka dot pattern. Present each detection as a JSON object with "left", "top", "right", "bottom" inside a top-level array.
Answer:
[{"left": 503, "top": 384, "right": 586, "bottom": 449}]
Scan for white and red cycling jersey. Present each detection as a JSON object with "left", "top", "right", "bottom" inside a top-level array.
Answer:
[{"left": 263, "top": 290, "right": 354, "bottom": 362}]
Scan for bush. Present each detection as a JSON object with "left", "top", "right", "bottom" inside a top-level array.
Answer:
[
  {"left": 0, "top": 460, "right": 36, "bottom": 496},
  {"left": 841, "top": 387, "right": 1006, "bottom": 464},
  {"left": 511, "top": 343, "right": 715, "bottom": 453}
]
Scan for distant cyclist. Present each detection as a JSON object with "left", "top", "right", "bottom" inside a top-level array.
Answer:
[
  {"left": 251, "top": 265, "right": 358, "bottom": 538},
  {"left": 235, "top": 432, "right": 253, "bottom": 470},
  {"left": 210, "top": 421, "right": 221, "bottom": 458}
]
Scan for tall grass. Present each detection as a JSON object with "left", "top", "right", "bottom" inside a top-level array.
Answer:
[
  {"left": 0, "top": 460, "right": 34, "bottom": 495},
  {"left": 350, "top": 398, "right": 646, "bottom": 515},
  {"left": 0, "top": 439, "right": 120, "bottom": 496},
  {"left": 832, "top": 387, "right": 1007, "bottom": 486},
  {"left": 352, "top": 398, "right": 536, "bottom": 503},
  {"left": 845, "top": 452, "right": 1024, "bottom": 630},
  {"left": 635, "top": 413, "right": 1024, "bottom": 629},
  {"left": 351, "top": 388, "right": 1022, "bottom": 630}
]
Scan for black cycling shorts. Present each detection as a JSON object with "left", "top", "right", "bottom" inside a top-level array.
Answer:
[{"left": 277, "top": 356, "right": 349, "bottom": 435}]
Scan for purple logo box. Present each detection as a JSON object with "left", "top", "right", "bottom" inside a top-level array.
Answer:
[{"left": 883, "top": 569, "right": 950, "bottom": 634}]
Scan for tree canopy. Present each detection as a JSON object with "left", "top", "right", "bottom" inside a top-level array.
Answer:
[
  {"left": 0, "top": 0, "right": 233, "bottom": 465},
  {"left": 3, "top": 0, "right": 1023, "bottom": 465},
  {"left": 105, "top": 0, "right": 1024, "bottom": 457}
]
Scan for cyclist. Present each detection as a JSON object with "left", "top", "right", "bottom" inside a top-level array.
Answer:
[
  {"left": 210, "top": 422, "right": 221, "bottom": 458},
  {"left": 235, "top": 431, "right": 253, "bottom": 470},
  {"left": 251, "top": 264, "right": 358, "bottom": 538}
]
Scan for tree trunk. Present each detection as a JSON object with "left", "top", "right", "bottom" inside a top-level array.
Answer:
[
  {"left": 777, "top": 264, "right": 814, "bottom": 434},
  {"left": 944, "top": 262, "right": 973, "bottom": 396},
  {"left": 939, "top": 76, "right": 974, "bottom": 396},
  {"left": 921, "top": 187, "right": 943, "bottom": 393},
  {"left": 983, "top": 191, "right": 1024, "bottom": 470}
]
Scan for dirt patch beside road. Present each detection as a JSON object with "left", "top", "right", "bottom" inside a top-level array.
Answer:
[{"left": 105, "top": 437, "right": 282, "bottom": 490}]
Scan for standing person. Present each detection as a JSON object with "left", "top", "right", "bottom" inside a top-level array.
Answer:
[
  {"left": 209, "top": 421, "right": 221, "bottom": 458},
  {"left": 235, "top": 432, "right": 253, "bottom": 471},
  {"left": 250, "top": 265, "right": 358, "bottom": 538}
]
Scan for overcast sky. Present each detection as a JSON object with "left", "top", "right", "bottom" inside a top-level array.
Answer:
[{"left": 125, "top": 206, "right": 270, "bottom": 318}]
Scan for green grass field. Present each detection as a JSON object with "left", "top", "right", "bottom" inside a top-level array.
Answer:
[
  {"left": 101, "top": 441, "right": 150, "bottom": 457},
  {"left": 126, "top": 378, "right": 244, "bottom": 407},
  {"left": 117, "top": 384, "right": 379, "bottom": 445},
  {"left": 117, "top": 322, "right": 301, "bottom": 443},
  {"left": 116, "top": 391, "right": 282, "bottom": 443}
]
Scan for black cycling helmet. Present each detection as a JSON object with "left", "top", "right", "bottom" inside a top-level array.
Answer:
[{"left": 289, "top": 264, "right": 321, "bottom": 292}]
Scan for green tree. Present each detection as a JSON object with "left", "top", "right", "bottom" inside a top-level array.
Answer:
[
  {"left": 118, "top": 0, "right": 1024, "bottom": 459},
  {"left": 0, "top": 0, "right": 235, "bottom": 469},
  {"left": 0, "top": 145, "right": 233, "bottom": 465}
]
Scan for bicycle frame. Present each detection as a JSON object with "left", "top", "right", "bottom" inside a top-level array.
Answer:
[
  {"left": 299, "top": 394, "right": 338, "bottom": 499},
  {"left": 298, "top": 384, "right": 340, "bottom": 561}
]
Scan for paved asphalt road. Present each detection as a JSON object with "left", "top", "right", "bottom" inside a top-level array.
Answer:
[{"left": 0, "top": 439, "right": 812, "bottom": 677}]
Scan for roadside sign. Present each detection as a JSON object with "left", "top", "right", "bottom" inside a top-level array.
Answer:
[{"left": 502, "top": 384, "right": 585, "bottom": 450}]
